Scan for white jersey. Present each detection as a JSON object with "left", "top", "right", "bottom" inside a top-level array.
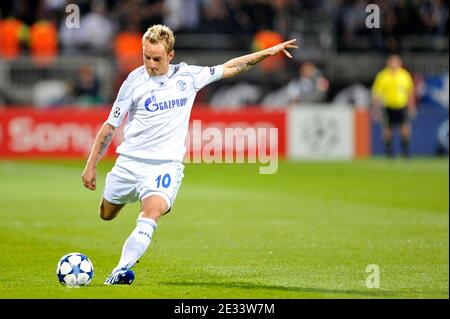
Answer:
[{"left": 107, "top": 63, "right": 223, "bottom": 161}]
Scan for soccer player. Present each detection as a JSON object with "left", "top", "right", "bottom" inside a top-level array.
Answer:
[
  {"left": 371, "top": 54, "right": 416, "bottom": 158},
  {"left": 81, "top": 24, "right": 298, "bottom": 285}
]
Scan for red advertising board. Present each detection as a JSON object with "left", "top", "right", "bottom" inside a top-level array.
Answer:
[
  {"left": 187, "top": 107, "right": 286, "bottom": 162},
  {"left": 0, "top": 107, "right": 115, "bottom": 158},
  {"left": 0, "top": 107, "right": 287, "bottom": 159}
]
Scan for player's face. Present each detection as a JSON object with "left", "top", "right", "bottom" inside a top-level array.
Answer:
[{"left": 143, "top": 41, "right": 175, "bottom": 76}]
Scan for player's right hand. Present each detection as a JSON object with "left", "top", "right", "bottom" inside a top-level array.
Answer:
[{"left": 82, "top": 168, "right": 97, "bottom": 190}]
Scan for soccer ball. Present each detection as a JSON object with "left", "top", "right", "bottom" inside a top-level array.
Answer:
[{"left": 56, "top": 252, "right": 94, "bottom": 287}]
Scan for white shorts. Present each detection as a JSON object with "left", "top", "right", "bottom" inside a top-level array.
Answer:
[{"left": 103, "top": 155, "right": 184, "bottom": 210}]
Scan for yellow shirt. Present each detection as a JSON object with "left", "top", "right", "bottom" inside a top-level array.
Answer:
[{"left": 372, "top": 67, "right": 414, "bottom": 109}]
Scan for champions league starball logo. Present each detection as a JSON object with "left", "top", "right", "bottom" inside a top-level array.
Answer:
[{"left": 301, "top": 114, "right": 339, "bottom": 154}]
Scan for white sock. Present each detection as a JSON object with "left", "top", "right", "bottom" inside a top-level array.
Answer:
[{"left": 113, "top": 215, "right": 157, "bottom": 272}]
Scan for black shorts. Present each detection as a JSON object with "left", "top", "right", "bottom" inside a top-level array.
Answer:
[{"left": 383, "top": 107, "right": 409, "bottom": 128}]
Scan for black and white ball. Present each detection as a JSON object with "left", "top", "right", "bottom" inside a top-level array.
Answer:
[{"left": 56, "top": 252, "right": 94, "bottom": 287}]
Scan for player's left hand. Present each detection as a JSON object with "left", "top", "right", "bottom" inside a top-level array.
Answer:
[{"left": 268, "top": 39, "right": 299, "bottom": 58}]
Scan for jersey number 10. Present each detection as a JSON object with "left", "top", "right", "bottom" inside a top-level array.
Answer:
[{"left": 156, "top": 174, "right": 171, "bottom": 188}]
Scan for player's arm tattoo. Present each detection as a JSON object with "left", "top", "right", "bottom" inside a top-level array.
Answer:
[
  {"left": 85, "top": 122, "right": 116, "bottom": 170},
  {"left": 98, "top": 131, "right": 113, "bottom": 157},
  {"left": 224, "top": 53, "right": 267, "bottom": 78},
  {"left": 232, "top": 56, "right": 260, "bottom": 73}
]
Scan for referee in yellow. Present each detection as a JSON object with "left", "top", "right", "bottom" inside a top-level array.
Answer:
[{"left": 372, "top": 54, "right": 416, "bottom": 158}]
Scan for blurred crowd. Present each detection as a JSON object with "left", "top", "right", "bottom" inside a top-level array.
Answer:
[
  {"left": 336, "top": 0, "right": 449, "bottom": 51},
  {"left": 0, "top": 0, "right": 448, "bottom": 107},
  {"left": 1, "top": 0, "right": 448, "bottom": 56}
]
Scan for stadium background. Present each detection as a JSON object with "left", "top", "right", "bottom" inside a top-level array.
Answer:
[
  {"left": 0, "top": 0, "right": 448, "bottom": 300},
  {"left": 0, "top": 0, "right": 448, "bottom": 159}
]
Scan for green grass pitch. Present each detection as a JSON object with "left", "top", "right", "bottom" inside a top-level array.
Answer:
[{"left": 0, "top": 158, "right": 448, "bottom": 299}]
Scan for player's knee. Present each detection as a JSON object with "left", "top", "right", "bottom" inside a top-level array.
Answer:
[
  {"left": 141, "top": 195, "right": 169, "bottom": 218},
  {"left": 99, "top": 210, "right": 114, "bottom": 221},
  {"left": 99, "top": 203, "right": 116, "bottom": 221},
  {"left": 100, "top": 212, "right": 115, "bottom": 221}
]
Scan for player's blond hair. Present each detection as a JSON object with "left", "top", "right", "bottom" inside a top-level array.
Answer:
[{"left": 142, "top": 24, "right": 175, "bottom": 53}]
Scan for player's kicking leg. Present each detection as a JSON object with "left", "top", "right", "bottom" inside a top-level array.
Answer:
[
  {"left": 99, "top": 198, "right": 125, "bottom": 221},
  {"left": 104, "top": 194, "right": 169, "bottom": 285},
  {"left": 99, "top": 198, "right": 137, "bottom": 285}
]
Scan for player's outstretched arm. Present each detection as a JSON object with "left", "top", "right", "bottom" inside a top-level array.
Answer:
[
  {"left": 222, "top": 39, "right": 298, "bottom": 79},
  {"left": 82, "top": 121, "right": 116, "bottom": 190}
]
